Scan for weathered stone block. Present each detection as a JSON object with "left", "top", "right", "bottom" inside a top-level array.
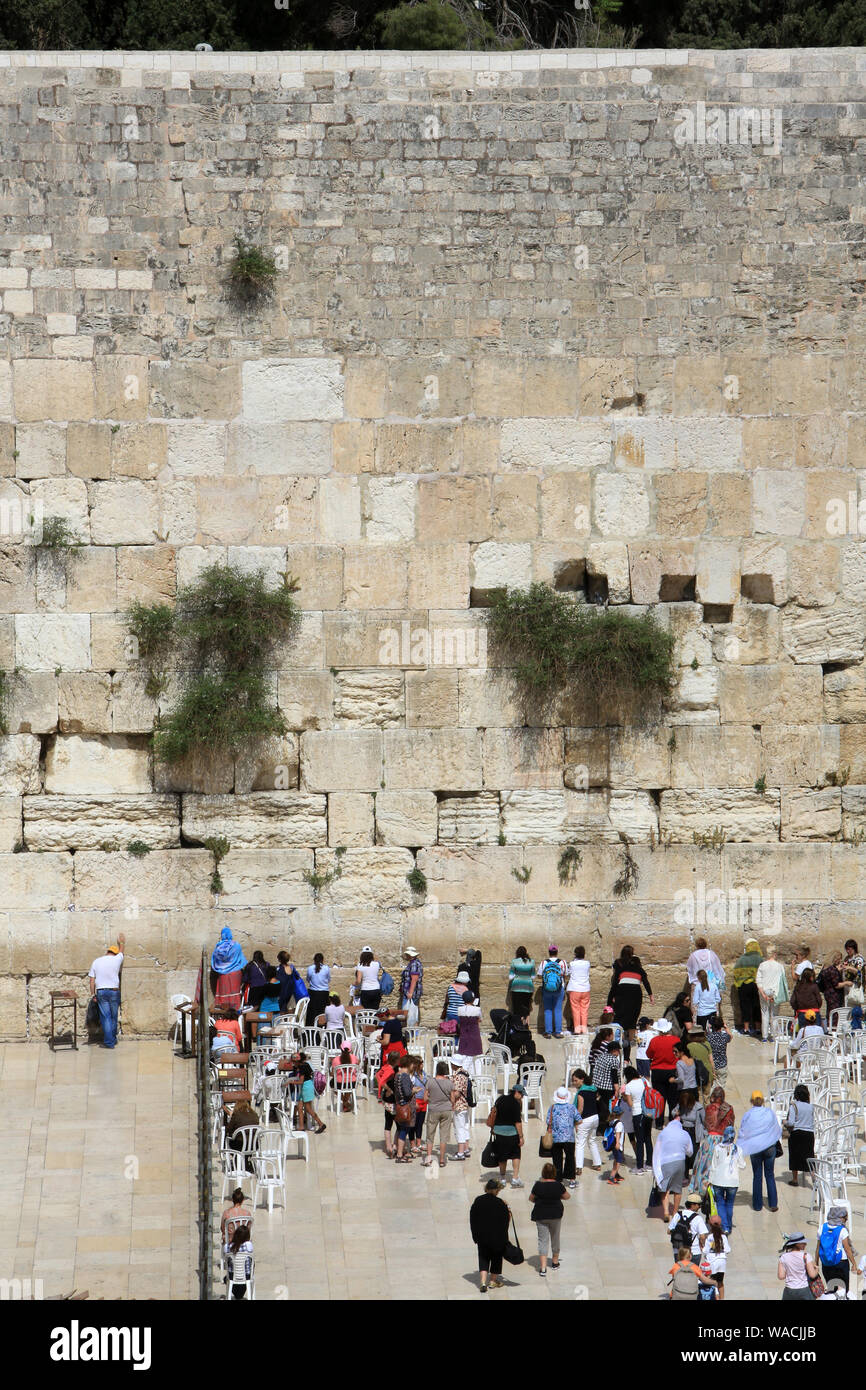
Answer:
[
  {"left": 500, "top": 420, "right": 610, "bottom": 471},
  {"left": 343, "top": 544, "right": 408, "bottom": 608},
  {"left": 781, "top": 787, "right": 841, "bottom": 841},
  {"left": 150, "top": 360, "right": 241, "bottom": 420},
  {"left": 405, "top": 668, "right": 459, "bottom": 728},
  {"left": 328, "top": 791, "right": 375, "bottom": 846},
  {"left": 242, "top": 359, "right": 344, "bottom": 421},
  {"left": 44, "top": 734, "right": 151, "bottom": 794},
  {"left": 301, "top": 729, "right": 383, "bottom": 791},
  {"left": 58, "top": 672, "right": 111, "bottom": 734},
  {"left": 15, "top": 613, "right": 90, "bottom": 671},
  {"left": 670, "top": 727, "right": 761, "bottom": 789},
  {"left": 182, "top": 792, "right": 327, "bottom": 847},
  {"left": 13, "top": 360, "right": 95, "bottom": 422},
  {"left": 24, "top": 794, "right": 179, "bottom": 851},
  {"left": 408, "top": 545, "right": 470, "bottom": 609},
  {"left": 782, "top": 606, "right": 864, "bottom": 665},
  {"left": 384, "top": 729, "right": 482, "bottom": 791},
  {"left": 720, "top": 664, "right": 823, "bottom": 724},
  {"left": 483, "top": 728, "right": 563, "bottom": 789},
  {"left": 227, "top": 421, "right": 332, "bottom": 476},
  {"left": 334, "top": 670, "right": 404, "bottom": 726},
  {"left": 437, "top": 791, "right": 500, "bottom": 844},
  {"left": 89, "top": 480, "right": 159, "bottom": 545},
  {"left": 375, "top": 791, "right": 437, "bottom": 846},
  {"left": 660, "top": 789, "right": 781, "bottom": 843}
]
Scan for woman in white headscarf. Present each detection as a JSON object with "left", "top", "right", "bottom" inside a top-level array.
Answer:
[{"left": 755, "top": 946, "right": 786, "bottom": 1042}]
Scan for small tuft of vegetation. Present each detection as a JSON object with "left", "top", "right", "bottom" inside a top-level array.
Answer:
[
  {"left": 512, "top": 865, "right": 532, "bottom": 885},
  {"left": 754, "top": 775, "right": 766, "bottom": 794},
  {"left": 226, "top": 236, "right": 277, "bottom": 308},
  {"left": 827, "top": 766, "right": 851, "bottom": 787},
  {"left": 33, "top": 515, "right": 84, "bottom": 565},
  {"left": 407, "top": 865, "right": 427, "bottom": 896},
  {"left": 203, "top": 836, "right": 231, "bottom": 896},
  {"left": 303, "top": 849, "right": 345, "bottom": 901},
  {"left": 487, "top": 583, "right": 675, "bottom": 721},
  {"left": 497, "top": 830, "right": 507, "bottom": 846},
  {"left": 12, "top": 838, "right": 25, "bottom": 853},
  {"left": 127, "top": 840, "right": 151, "bottom": 858},
  {"left": 693, "top": 825, "right": 727, "bottom": 851},
  {"left": 0, "top": 670, "right": 8, "bottom": 735},
  {"left": 557, "top": 843, "right": 583, "bottom": 886},
  {"left": 98, "top": 839, "right": 121, "bottom": 852},
  {"left": 612, "top": 833, "right": 639, "bottom": 898}
]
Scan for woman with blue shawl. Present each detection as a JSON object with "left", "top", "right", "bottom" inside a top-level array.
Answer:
[
  {"left": 737, "top": 1090, "right": 782, "bottom": 1213},
  {"left": 211, "top": 927, "right": 247, "bottom": 1011}
]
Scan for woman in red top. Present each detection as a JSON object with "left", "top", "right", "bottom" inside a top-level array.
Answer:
[{"left": 647, "top": 1025, "right": 679, "bottom": 1124}]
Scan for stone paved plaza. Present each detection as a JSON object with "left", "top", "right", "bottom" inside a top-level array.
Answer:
[
  {"left": 220, "top": 1031, "right": 858, "bottom": 1302},
  {"left": 2, "top": 1040, "right": 197, "bottom": 1301}
]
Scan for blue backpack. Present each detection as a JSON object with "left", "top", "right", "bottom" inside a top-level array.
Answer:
[
  {"left": 818, "top": 1222, "right": 844, "bottom": 1267},
  {"left": 602, "top": 1122, "right": 618, "bottom": 1153},
  {"left": 543, "top": 960, "right": 563, "bottom": 993},
  {"left": 379, "top": 970, "right": 395, "bottom": 997}
]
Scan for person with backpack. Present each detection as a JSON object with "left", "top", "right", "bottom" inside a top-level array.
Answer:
[
  {"left": 538, "top": 945, "right": 567, "bottom": 1039},
  {"left": 544, "top": 1086, "right": 578, "bottom": 1187},
  {"left": 652, "top": 1116, "right": 694, "bottom": 1224},
  {"left": 449, "top": 1064, "right": 472, "bottom": 1161},
  {"left": 667, "top": 1244, "right": 718, "bottom": 1300},
  {"left": 707, "top": 1123, "right": 746, "bottom": 1234},
  {"left": 622, "top": 1065, "right": 654, "bottom": 1174},
  {"left": 607, "top": 945, "right": 654, "bottom": 1061},
  {"left": 571, "top": 1069, "right": 603, "bottom": 1175},
  {"left": 702, "top": 1216, "right": 730, "bottom": 1300},
  {"left": 777, "top": 1232, "right": 820, "bottom": 1301},
  {"left": 646, "top": 1020, "right": 680, "bottom": 1123},
  {"left": 529, "top": 1161, "right": 570, "bottom": 1276},
  {"left": 669, "top": 1191, "right": 709, "bottom": 1262},
  {"left": 784, "top": 1083, "right": 814, "bottom": 1188},
  {"left": 392, "top": 1056, "right": 416, "bottom": 1162},
  {"left": 674, "top": 1039, "right": 697, "bottom": 1096},
  {"left": 604, "top": 1099, "right": 626, "bottom": 1184},
  {"left": 815, "top": 1206, "right": 858, "bottom": 1291}
]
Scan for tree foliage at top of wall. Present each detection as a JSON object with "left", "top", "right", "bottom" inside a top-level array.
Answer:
[
  {"left": 4, "top": 0, "right": 858, "bottom": 50},
  {"left": 127, "top": 563, "right": 301, "bottom": 765},
  {"left": 486, "top": 582, "right": 675, "bottom": 723}
]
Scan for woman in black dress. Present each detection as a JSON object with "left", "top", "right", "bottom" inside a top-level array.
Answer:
[
  {"left": 469, "top": 1178, "right": 511, "bottom": 1292},
  {"left": 607, "top": 945, "right": 654, "bottom": 1061}
]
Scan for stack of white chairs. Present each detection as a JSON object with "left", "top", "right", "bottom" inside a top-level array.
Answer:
[
  {"left": 829, "top": 1007, "right": 853, "bottom": 1033},
  {"left": 488, "top": 1042, "right": 513, "bottom": 1093},
  {"left": 276, "top": 1104, "right": 310, "bottom": 1162},
  {"left": 431, "top": 1035, "right": 458, "bottom": 1063},
  {"left": 470, "top": 1072, "right": 497, "bottom": 1121},
  {"left": 292, "top": 998, "right": 309, "bottom": 1023},
  {"left": 251, "top": 1130, "right": 287, "bottom": 1215},
  {"left": 518, "top": 1060, "right": 547, "bottom": 1122},
  {"left": 772, "top": 1016, "right": 796, "bottom": 1068}
]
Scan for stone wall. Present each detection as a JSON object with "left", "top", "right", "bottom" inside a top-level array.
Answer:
[{"left": 1, "top": 46, "right": 865, "bottom": 1035}]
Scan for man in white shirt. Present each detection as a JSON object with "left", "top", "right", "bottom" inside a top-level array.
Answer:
[{"left": 88, "top": 933, "right": 125, "bottom": 1049}]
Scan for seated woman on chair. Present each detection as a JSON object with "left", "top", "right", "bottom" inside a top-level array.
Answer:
[
  {"left": 329, "top": 1044, "right": 359, "bottom": 1112},
  {"left": 225, "top": 1224, "right": 254, "bottom": 1300}
]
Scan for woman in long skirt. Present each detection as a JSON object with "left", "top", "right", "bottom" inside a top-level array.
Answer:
[{"left": 211, "top": 926, "right": 247, "bottom": 1011}]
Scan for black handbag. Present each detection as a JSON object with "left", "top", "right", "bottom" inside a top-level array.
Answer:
[
  {"left": 502, "top": 1214, "right": 524, "bottom": 1267},
  {"left": 481, "top": 1141, "right": 499, "bottom": 1169},
  {"left": 85, "top": 997, "right": 102, "bottom": 1036}
]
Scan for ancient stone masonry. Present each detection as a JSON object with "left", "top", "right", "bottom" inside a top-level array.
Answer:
[{"left": 1, "top": 46, "right": 865, "bottom": 1034}]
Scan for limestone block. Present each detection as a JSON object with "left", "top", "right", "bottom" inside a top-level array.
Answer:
[
  {"left": 89, "top": 480, "right": 159, "bottom": 545},
  {"left": 824, "top": 667, "right": 866, "bottom": 724},
  {"left": 473, "top": 359, "right": 524, "bottom": 418},
  {"left": 66, "top": 423, "right": 111, "bottom": 479},
  {"left": 418, "top": 847, "right": 523, "bottom": 904},
  {"left": 771, "top": 356, "right": 832, "bottom": 414},
  {"left": 578, "top": 358, "right": 636, "bottom": 415},
  {"left": 44, "top": 734, "right": 151, "bottom": 795},
  {"left": 609, "top": 727, "right": 672, "bottom": 788},
  {"left": 563, "top": 728, "right": 611, "bottom": 787},
  {"left": 149, "top": 360, "right": 241, "bottom": 420},
  {"left": 328, "top": 791, "right": 374, "bottom": 846},
  {"left": 695, "top": 542, "right": 739, "bottom": 604},
  {"left": 373, "top": 423, "right": 461, "bottom": 475},
  {"left": 278, "top": 672, "right": 334, "bottom": 731},
  {"left": 301, "top": 729, "right": 383, "bottom": 791},
  {"left": 344, "top": 358, "right": 388, "bottom": 418},
  {"left": 182, "top": 792, "right": 326, "bottom": 847},
  {"left": 227, "top": 421, "right": 332, "bottom": 476},
  {"left": 711, "top": 474, "right": 754, "bottom": 538},
  {"left": 110, "top": 672, "right": 159, "bottom": 735},
  {"left": 840, "top": 544, "right": 866, "bottom": 607},
  {"left": 0, "top": 975, "right": 27, "bottom": 1037},
  {"left": 408, "top": 545, "right": 470, "bottom": 609},
  {"left": 786, "top": 544, "right": 838, "bottom": 610},
  {"left": 0, "top": 735, "right": 41, "bottom": 794},
  {"left": 282, "top": 545, "right": 342, "bottom": 609},
  {"left": 711, "top": 605, "right": 780, "bottom": 665},
  {"left": 563, "top": 788, "right": 658, "bottom": 844},
  {"left": 1, "top": 851, "right": 72, "bottom": 909},
  {"left": 375, "top": 790, "right": 437, "bottom": 846},
  {"left": 839, "top": 727, "right": 866, "bottom": 781},
  {"left": 471, "top": 541, "right": 532, "bottom": 590},
  {"left": 670, "top": 727, "right": 761, "bottom": 789},
  {"left": 153, "top": 748, "right": 234, "bottom": 795},
  {"left": 0, "top": 540, "right": 36, "bottom": 614},
  {"left": 311, "top": 847, "right": 415, "bottom": 909},
  {"left": 753, "top": 470, "right": 806, "bottom": 536},
  {"left": 628, "top": 545, "right": 695, "bottom": 604},
  {"left": 760, "top": 724, "right": 839, "bottom": 788},
  {"left": 405, "top": 668, "right": 458, "bottom": 728},
  {"left": 318, "top": 476, "right": 361, "bottom": 542},
  {"left": 0, "top": 797, "right": 21, "bottom": 851},
  {"left": 343, "top": 545, "right": 408, "bottom": 609},
  {"left": 159, "top": 479, "right": 197, "bottom": 546},
  {"left": 13, "top": 360, "right": 94, "bottom": 421},
  {"left": 15, "top": 614, "right": 90, "bottom": 671},
  {"left": 334, "top": 670, "right": 404, "bottom": 726},
  {"left": 15, "top": 424, "right": 66, "bottom": 479},
  {"left": 381, "top": 728, "right": 481, "bottom": 792},
  {"left": 675, "top": 620, "right": 713, "bottom": 668},
  {"left": 781, "top": 788, "right": 841, "bottom": 841},
  {"left": 116, "top": 545, "right": 176, "bottom": 608},
  {"left": 66, "top": 547, "right": 117, "bottom": 614},
  {"left": 720, "top": 664, "right": 823, "bottom": 724},
  {"left": 23, "top": 794, "right": 180, "bottom": 851},
  {"left": 492, "top": 475, "right": 540, "bottom": 540},
  {"left": 655, "top": 473, "right": 709, "bottom": 538},
  {"left": 417, "top": 477, "right": 491, "bottom": 542},
  {"left": 458, "top": 670, "right": 525, "bottom": 728},
  {"left": 587, "top": 542, "right": 630, "bottom": 603},
  {"left": 437, "top": 791, "right": 500, "bottom": 844},
  {"left": 0, "top": 422, "right": 13, "bottom": 476},
  {"left": 363, "top": 477, "right": 416, "bottom": 544},
  {"left": 660, "top": 789, "right": 780, "bottom": 843},
  {"left": 501, "top": 788, "right": 567, "bottom": 842},
  {"left": 241, "top": 359, "right": 344, "bottom": 421},
  {"left": 233, "top": 734, "right": 300, "bottom": 794},
  {"left": 782, "top": 606, "right": 864, "bottom": 665},
  {"left": 671, "top": 664, "right": 719, "bottom": 711},
  {"left": 613, "top": 418, "right": 741, "bottom": 471},
  {"left": 597, "top": 476, "right": 652, "bottom": 544},
  {"left": 538, "top": 473, "right": 591, "bottom": 540},
  {"left": 1, "top": 670, "right": 55, "bottom": 735},
  {"left": 254, "top": 476, "right": 318, "bottom": 547},
  {"left": 500, "top": 420, "right": 610, "bottom": 471},
  {"left": 110, "top": 422, "right": 167, "bottom": 479},
  {"left": 73, "top": 848, "right": 212, "bottom": 909},
  {"left": 166, "top": 421, "right": 226, "bottom": 477},
  {"left": 741, "top": 540, "right": 788, "bottom": 606},
  {"left": 216, "top": 850, "right": 314, "bottom": 907},
  {"left": 58, "top": 672, "right": 111, "bottom": 734},
  {"left": 673, "top": 356, "right": 723, "bottom": 414},
  {"left": 94, "top": 356, "right": 149, "bottom": 422},
  {"left": 842, "top": 787, "right": 866, "bottom": 840},
  {"left": 0, "top": 361, "right": 11, "bottom": 418},
  {"left": 483, "top": 728, "right": 563, "bottom": 789}
]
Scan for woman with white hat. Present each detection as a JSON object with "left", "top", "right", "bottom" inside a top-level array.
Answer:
[
  {"left": 544, "top": 1086, "right": 578, "bottom": 1188},
  {"left": 401, "top": 947, "right": 423, "bottom": 1028},
  {"left": 777, "top": 1233, "right": 819, "bottom": 1301}
]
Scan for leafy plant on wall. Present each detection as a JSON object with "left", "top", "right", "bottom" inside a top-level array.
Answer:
[{"left": 127, "top": 563, "right": 301, "bottom": 766}]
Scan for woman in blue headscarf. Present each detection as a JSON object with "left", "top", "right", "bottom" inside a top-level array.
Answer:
[{"left": 210, "top": 927, "right": 247, "bottom": 1011}]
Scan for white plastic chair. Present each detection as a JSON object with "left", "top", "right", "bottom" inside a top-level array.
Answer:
[
  {"left": 471, "top": 1074, "right": 496, "bottom": 1121},
  {"left": 431, "top": 1036, "right": 458, "bottom": 1062},
  {"left": 489, "top": 1043, "right": 513, "bottom": 1093},
  {"left": 225, "top": 1250, "right": 255, "bottom": 1301},
  {"left": 292, "top": 998, "right": 309, "bottom": 1022},
  {"left": 829, "top": 1007, "right": 853, "bottom": 1033},
  {"left": 276, "top": 1106, "right": 310, "bottom": 1162},
  {"left": 329, "top": 1067, "right": 359, "bottom": 1114},
  {"left": 518, "top": 1061, "right": 547, "bottom": 1122},
  {"left": 219, "top": 1146, "right": 252, "bottom": 1202},
  {"left": 251, "top": 1150, "right": 286, "bottom": 1215}
]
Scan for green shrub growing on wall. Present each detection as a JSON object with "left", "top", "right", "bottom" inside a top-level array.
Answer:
[
  {"left": 226, "top": 237, "right": 277, "bottom": 308},
  {"left": 127, "top": 564, "right": 301, "bottom": 765},
  {"left": 487, "top": 582, "right": 675, "bottom": 721}
]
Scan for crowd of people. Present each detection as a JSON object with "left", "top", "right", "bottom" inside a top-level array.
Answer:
[{"left": 212, "top": 925, "right": 866, "bottom": 1300}]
